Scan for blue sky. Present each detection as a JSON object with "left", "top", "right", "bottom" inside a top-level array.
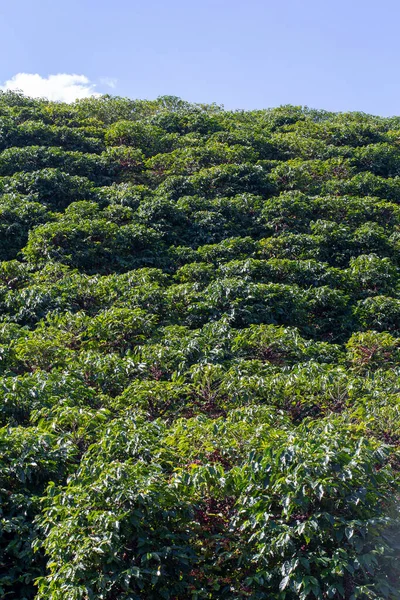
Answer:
[{"left": 1, "top": 0, "right": 399, "bottom": 114}]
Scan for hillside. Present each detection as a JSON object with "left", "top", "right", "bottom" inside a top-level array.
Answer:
[{"left": 0, "top": 91, "right": 399, "bottom": 599}]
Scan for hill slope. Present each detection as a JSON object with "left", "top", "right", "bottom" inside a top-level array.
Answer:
[{"left": 0, "top": 91, "right": 399, "bottom": 599}]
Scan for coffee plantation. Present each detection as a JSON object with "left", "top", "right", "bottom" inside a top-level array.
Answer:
[{"left": 0, "top": 91, "right": 399, "bottom": 599}]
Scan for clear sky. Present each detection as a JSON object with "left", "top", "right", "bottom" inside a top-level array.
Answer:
[{"left": 1, "top": 0, "right": 399, "bottom": 115}]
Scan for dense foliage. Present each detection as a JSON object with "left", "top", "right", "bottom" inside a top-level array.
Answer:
[{"left": 0, "top": 91, "right": 399, "bottom": 599}]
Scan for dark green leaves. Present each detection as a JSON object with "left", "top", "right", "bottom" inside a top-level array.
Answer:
[{"left": 1, "top": 95, "right": 400, "bottom": 599}]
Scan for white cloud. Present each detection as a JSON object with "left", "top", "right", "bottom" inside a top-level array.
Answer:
[
  {"left": 0, "top": 73, "right": 101, "bottom": 102},
  {"left": 99, "top": 77, "right": 117, "bottom": 89}
]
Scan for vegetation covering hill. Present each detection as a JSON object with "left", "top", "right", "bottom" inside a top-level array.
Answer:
[{"left": 0, "top": 91, "right": 399, "bottom": 600}]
